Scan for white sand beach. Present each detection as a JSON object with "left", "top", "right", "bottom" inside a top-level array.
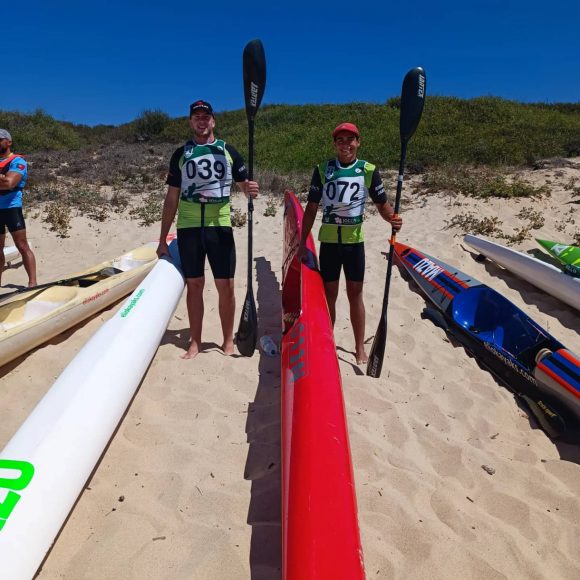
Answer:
[{"left": 1, "top": 160, "right": 580, "bottom": 579}]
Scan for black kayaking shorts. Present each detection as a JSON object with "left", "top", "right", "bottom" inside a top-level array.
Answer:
[
  {"left": 177, "top": 226, "right": 236, "bottom": 279},
  {"left": 319, "top": 242, "right": 365, "bottom": 283},
  {"left": 0, "top": 207, "right": 26, "bottom": 234}
]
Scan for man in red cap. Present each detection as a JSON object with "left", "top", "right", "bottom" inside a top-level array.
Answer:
[
  {"left": 157, "top": 100, "right": 259, "bottom": 359},
  {"left": 298, "top": 122, "right": 402, "bottom": 364}
]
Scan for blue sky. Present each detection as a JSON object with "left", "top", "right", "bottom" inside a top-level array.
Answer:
[{"left": 5, "top": 0, "right": 579, "bottom": 126}]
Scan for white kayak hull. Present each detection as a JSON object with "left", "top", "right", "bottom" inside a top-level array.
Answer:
[
  {"left": 2, "top": 246, "right": 19, "bottom": 264},
  {"left": 0, "top": 245, "right": 184, "bottom": 579},
  {"left": 464, "top": 235, "right": 580, "bottom": 312}
]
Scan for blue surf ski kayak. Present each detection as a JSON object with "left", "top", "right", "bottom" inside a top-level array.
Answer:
[{"left": 394, "top": 242, "right": 580, "bottom": 439}]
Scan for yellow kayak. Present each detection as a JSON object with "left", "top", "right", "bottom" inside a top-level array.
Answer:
[{"left": 0, "top": 243, "right": 158, "bottom": 366}]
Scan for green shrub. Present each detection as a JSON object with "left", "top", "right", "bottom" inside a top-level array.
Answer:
[
  {"left": 128, "top": 192, "right": 163, "bottom": 226},
  {"left": 0, "top": 109, "right": 84, "bottom": 151},
  {"left": 446, "top": 213, "right": 503, "bottom": 236},
  {"left": 2, "top": 96, "right": 579, "bottom": 170},
  {"left": 134, "top": 109, "right": 171, "bottom": 142},
  {"left": 44, "top": 201, "right": 72, "bottom": 237},
  {"left": 419, "top": 166, "right": 548, "bottom": 198}
]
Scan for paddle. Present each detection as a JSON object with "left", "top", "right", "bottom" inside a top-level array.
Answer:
[
  {"left": 0, "top": 267, "right": 121, "bottom": 304},
  {"left": 235, "top": 39, "right": 266, "bottom": 357},
  {"left": 367, "top": 67, "right": 427, "bottom": 378}
]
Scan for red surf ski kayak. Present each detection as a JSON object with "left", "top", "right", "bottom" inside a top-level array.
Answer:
[{"left": 281, "top": 191, "right": 365, "bottom": 579}]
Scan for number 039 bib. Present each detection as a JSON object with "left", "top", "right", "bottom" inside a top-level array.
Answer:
[
  {"left": 177, "top": 139, "right": 234, "bottom": 228},
  {"left": 318, "top": 159, "right": 375, "bottom": 244},
  {"left": 179, "top": 139, "right": 233, "bottom": 203}
]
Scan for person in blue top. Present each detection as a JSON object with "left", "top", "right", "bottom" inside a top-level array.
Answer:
[{"left": 0, "top": 129, "right": 37, "bottom": 287}]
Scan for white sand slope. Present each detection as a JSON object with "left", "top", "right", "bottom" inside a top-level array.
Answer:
[{"left": 1, "top": 161, "right": 579, "bottom": 579}]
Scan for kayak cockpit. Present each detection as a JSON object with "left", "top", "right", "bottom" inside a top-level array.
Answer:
[
  {"left": 452, "top": 286, "right": 550, "bottom": 367},
  {"left": 0, "top": 286, "right": 78, "bottom": 330}
]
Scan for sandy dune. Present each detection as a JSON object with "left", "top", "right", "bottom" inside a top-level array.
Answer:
[{"left": 1, "top": 160, "right": 579, "bottom": 579}]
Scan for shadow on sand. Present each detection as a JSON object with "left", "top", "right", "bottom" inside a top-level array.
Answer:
[
  {"left": 400, "top": 268, "right": 580, "bottom": 462},
  {"left": 244, "top": 256, "right": 282, "bottom": 579}
]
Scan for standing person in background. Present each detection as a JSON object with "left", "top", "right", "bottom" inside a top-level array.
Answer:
[
  {"left": 0, "top": 129, "right": 37, "bottom": 287},
  {"left": 298, "top": 122, "right": 402, "bottom": 365},
  {"left": 156, "top": 100, "right": 259, "bottom": 359}
]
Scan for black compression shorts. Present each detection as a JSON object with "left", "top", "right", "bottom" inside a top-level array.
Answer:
[
  {"left": 319, "top": 242, "right": 365, "bottom": 283},
  {"left": 177, "top": 226, "right": 236, "bottom": 279},
  {"left": 0, "top": 207, "right": 26, "bottom": 234}
]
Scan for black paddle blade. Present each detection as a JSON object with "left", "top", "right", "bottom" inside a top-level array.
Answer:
[
  {"left": 0, "top": 267, "right": 118, "bottom": 304},
  {"left": 400, "top": 67, "right": 426, "bottom": 143},
  {"left": 243, "top": 39, "right": 266, "bottom": 121},
  {"left": 236, "top": 290, "right": 258, "bottom": 357},
  {"left": 367, "top": 315, "right": 387, "bottom": 378}
]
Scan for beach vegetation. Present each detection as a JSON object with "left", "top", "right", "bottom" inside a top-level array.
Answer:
[
  {"left": 133, "top": 110, "right": 171, "bottom": 142},
  {"left": 502, "top": 227, "right": 533, "bottom": 244},
  {"left": 263, "top": 196, "right": 277, "bottom": 217},
  {"left": 1, "top": 98, "right": 577, "bottom": 230},
  {"left": 44, "top": 201, "right": 72, "bottom": 238},
  {"left": 231, "top": 208, "right": 247, "bottom": 227},
  {"left": 446, "top": 213, "right": 503, "bottom": 236},
  {"left": 563, "top": 177, "right": 580, "bottom": 196},
  {"left": 418, "top": 166, "right": 548, "bottom": 198},
  {"left": 515, "top": 208, "right": 545, "bottom": 230},
  {"left": 1, "top": 96, "right": 578, "bottom": 170},
  {"left": 128, "top": 192, "right": 163, "bottom": 226}
]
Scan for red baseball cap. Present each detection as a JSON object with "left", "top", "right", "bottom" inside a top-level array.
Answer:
[{"left": 332, "top": 122, "right": 360, "bottom": 139}]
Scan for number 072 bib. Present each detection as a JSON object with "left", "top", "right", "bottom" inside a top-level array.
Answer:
[{"left": 318, "top": 159, "right": 375, "bottom": 243}]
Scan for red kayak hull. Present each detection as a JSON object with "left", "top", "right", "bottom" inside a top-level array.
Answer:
[{"left": 281, "top": 191, "right": 365, "bottom": 579}]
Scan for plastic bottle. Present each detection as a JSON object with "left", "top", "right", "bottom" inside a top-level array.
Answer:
[{"left": 259, "top": 335, "right": 278, "bottom": 356}]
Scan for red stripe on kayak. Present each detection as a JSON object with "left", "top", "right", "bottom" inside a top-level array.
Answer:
[
  {"left": 537, "top": 361, "right": 580, "bottom": 399},
  {"left": 397, "top": 244, "right": 470, "bottom": 299},
  {"left": 424, "top": 275, "right": 454, "bottom": 299},
  {"left": 559, "top": 349, "right": 580, "bottom": 368}
]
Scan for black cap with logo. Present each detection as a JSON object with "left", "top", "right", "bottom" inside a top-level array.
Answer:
[{"left": 189, "top": 100, "right": 214, "bottom": 117}]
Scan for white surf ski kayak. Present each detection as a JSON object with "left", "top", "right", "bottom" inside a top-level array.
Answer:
[
  {"left": 3, "top": 246, "right": 19, "bottom": 264},
  {"left": 0, "top": 242, "right": 184, "bottom": 579},
  {"left": 464, "top": 234, "right": 580, "bottom": 312},
  {"left": 0, "top": 243, "right": 160, "bottom": 367}
]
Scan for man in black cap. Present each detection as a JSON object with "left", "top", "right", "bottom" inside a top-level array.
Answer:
[
  {"left": 0, "top": 129, "right": 37, "bottom": 287},
  {"left": 157, "top": 101, "right": 259, "bottom": 359}
]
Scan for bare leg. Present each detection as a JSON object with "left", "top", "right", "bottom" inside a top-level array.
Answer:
[
  {"left": 182, "top": 277, "right": 205, "bottom": 359},
  {"left": 346, "top": 280, "right": 367, "bottom": 364},
  {"left": 0, "top": 233, "right": 5, "bottom": 286},
  {"left": 215, "top": 278, "right": 235, "bottom": 355},
  {"left": 323, "top": 280, "right": 339, "bottom": 327},
  {"left": 12, "top": 229, "right": 37, "bottom": 287}
]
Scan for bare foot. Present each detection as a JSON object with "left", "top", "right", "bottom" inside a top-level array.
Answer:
[
  {"left": 355, "top": 349, "right": 368, "bottom": 365},
  {"left": 181, "top": 341, "right": 200, "bottom": 359},
  {"left": 222, "top": 339, "right": 235, "bottom": 356}
]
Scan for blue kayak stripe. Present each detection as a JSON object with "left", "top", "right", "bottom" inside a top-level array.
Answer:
[
  {"left": 543, "top": 355, "right": 580, "bottom": 393},
  {"left": 405, "top": 250, "right": 464, "bottom": 297},
  {"left": 553, "top": 352, "right": 580, "bottom": 382}
]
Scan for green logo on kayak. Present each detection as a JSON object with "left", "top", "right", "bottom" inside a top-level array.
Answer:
[
  {"left": 121, "top": 288, "right": 145, "bottom": 318},
  {"left": 0, "top": 459, "right": 35, "bottom": 531}
]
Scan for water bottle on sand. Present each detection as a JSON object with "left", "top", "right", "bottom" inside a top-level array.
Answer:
[{"left": 259, "top": 335, "right": 278, "bottom": 356}]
